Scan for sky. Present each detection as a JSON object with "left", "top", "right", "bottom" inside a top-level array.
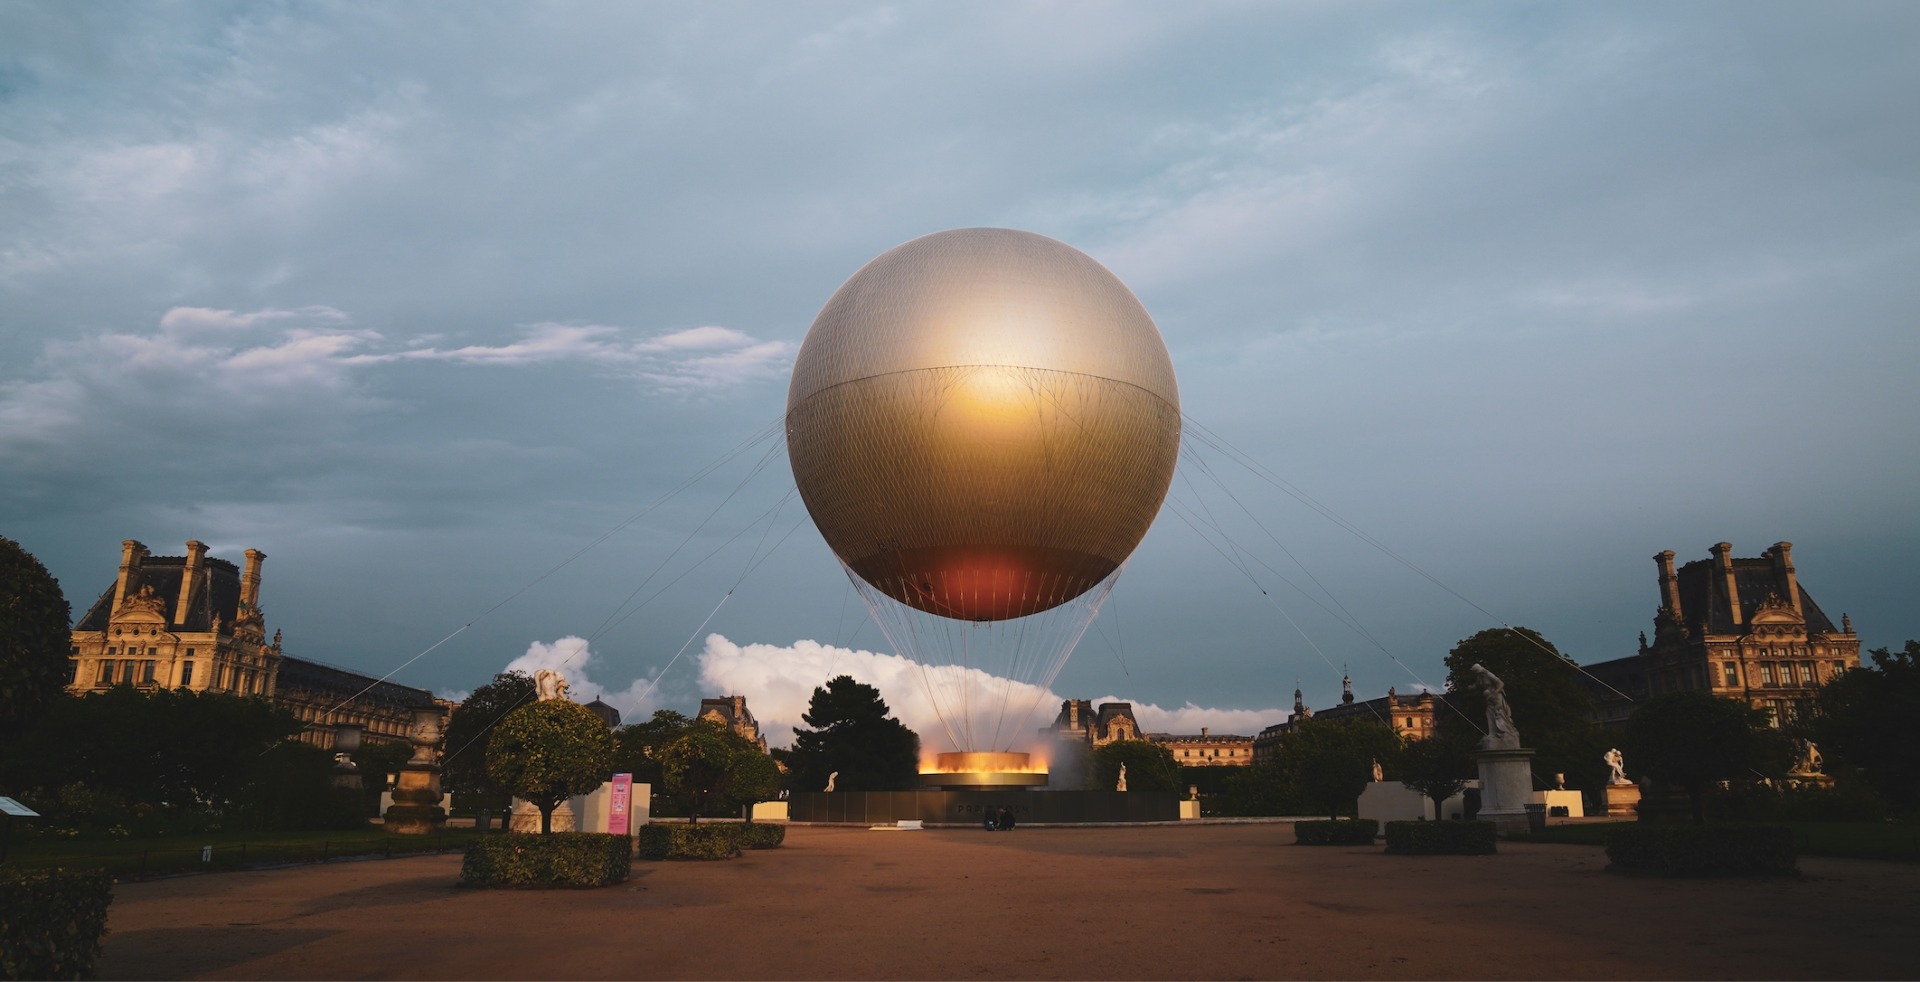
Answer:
[{"left": 4, "top": 2, "right": 1916, "bottom": 750}]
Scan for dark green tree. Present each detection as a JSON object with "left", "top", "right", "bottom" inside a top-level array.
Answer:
[
  {"left": 0, "top": 685, "right": 326, "bottom": 828},
  {"left": 486, "top": 700, "right": 615, "bottom": 834},
  {"left": 1214, "top": 760, "right": 1306, "bottom": 817},
  {"left": 785, "top": 676, "right": 921, "bottom": 792},
  {"left": 1625, "top": 690, "right": 1774, "bottom": 824},
  {"left": 1395, "top": 726, "right": 1477, "bottom": 818},
  {"left": 1090, "top": 739, "right": 1181, "bottom": 793},
  {"left": 0, "top": 535, "right": 72, "bottom": 738},
  {"left": 1285, "top": 717, "right": 1404, "bottom": 819},
  {"left": 1442, "top": 627, "right": 1603, "bottom": 791},
  {"left": 612, "top": 709, "right": 694, "bottom": 789},
  {"left": 657, "top": 721, "right": 780, "bottom": 822},
  {"left": 441, "top": 671, "right": 537, "bottom": 830},
  {"left": 1804, "top": 641, "right": 1920, "bottom": 813}
]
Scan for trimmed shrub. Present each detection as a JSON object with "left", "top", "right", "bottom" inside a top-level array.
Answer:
[
  {"left": 0, "top": 867, "right": 113, "bottom": 981},
  {"left": 1606, "top": 825, "right": 1796, "bottom": 877},
  {"left": 638, "top": 822, "right": 743, "bottom": 860},
  {"left": 1384, "top": 820, "right": 1497, "bottom": 855},
  {"left": 738, "top": 823, "right": 786, "bottom": 850},
  {"left": 460, "top": 832, "right": 631, "bottom": 888},
  {"left": 1293, "top": 819, "right": 1378, "bottom": 845}
]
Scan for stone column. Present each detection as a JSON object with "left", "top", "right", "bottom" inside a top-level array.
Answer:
[{"left": 383, "top": 705, "right": 447, "bottom": 834}]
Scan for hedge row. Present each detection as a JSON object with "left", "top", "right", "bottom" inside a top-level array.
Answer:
[
  {"left": 0, "top": 867, "right": 113, "bottom": 981},
  {"left": 1384, "top": 820, "right": 1497, "bottom": 855},
  {"left": 1606, "top": 825, "right": 1796, "bottom": 877},
  {"left": 460, "top": 832, "right": 631, "bottom": 888},
  {"left": 637, "top": 822, "right": 786, "bottom": 860},
  {"left": 1294, "top": 819, "right": 1378, "bottom": 845}
]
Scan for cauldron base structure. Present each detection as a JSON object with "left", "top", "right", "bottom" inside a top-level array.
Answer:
[{"left": 787, "top": 790, "right": 1178, "bottom": 825}]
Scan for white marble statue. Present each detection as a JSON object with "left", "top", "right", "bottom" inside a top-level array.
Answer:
[
  {"left": 534, "top": 668, "right": 571, "bottom": 702},
  {"left": 824, "top": 771, "right": 837, "bottom": 793},
  {"left": 1116, "top": 763, "right": 1128, "bottom": 792},
  {"left": 1791, "top": 740, "right": 1824, "bottom": 776},
  {"left": 1469, "top": 662, "right": 1517, "bottom": 748},
  {"left": 1371, "top": 759, "right": 1384, "bottom": 783},
  {"left": 1604, "top": 747, "right": 1630, "bottom": 786}
]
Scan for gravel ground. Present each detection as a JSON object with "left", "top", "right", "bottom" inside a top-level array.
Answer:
[{"left": 96, "top": 822, "right": 1919, "bottom": 980}]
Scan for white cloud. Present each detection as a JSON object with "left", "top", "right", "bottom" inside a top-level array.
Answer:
[
  {"left": 501, "top": 635, "right": 670, "bottom": 723},
  {"left": 690, "top": 634, "right": 1286, "bottom": 753},
  {"left": 159, "top": 305, "right": 349, "bottom": 333}
]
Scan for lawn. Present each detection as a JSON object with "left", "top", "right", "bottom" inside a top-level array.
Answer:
[
  {"left": 4, "top": 825, "right": 492, "bottom": 879},
  {"left": 1510, "top": 820, "right": 1920, "bottom": 862}
]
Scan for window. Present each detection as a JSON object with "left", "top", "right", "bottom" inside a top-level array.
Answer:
[
  {"left": 185, "top": 647, "right": 195, "bottom": 658},
  {"left": 65, "top": 660, "right": 77, "bottom": 685},
  {"left": 97, "top": 659, "right": 114, "bottom": 683},
  {"left": 1798, "top": 662, "right": 1814, "bottom": 686},
  {"left": 141, "top": 661, "right": 157, "bottom": 683},
  {"left": 1759, "top": 663, "right": 1775, "bottom": 687},
  {"left": 1723, "top": 663, "right": 1738, "bottom": 687},
  {"left": 180, "top": 661, "right": 194, "bottom": 686},
  {"left": 148, "top": 647, "right": 157, "bottom": 656}
]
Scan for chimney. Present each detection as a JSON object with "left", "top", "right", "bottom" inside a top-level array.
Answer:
[
  {"left": 1655, "top": 550, "right": 1683, "bottom": 620},
  {"left": 175, "top": 540, "right": 206, "bottom": 628},
  {"left": 1771, "top": 541, "right": 1802, "bottom": 616},
  {"left": 113, "top": 540, "right": 148, "bottom": 612},
  {"left": 1711, "top": 542, "right": 1741, "bottom": 627},
  {"left": 240, "top": 548, "right": 266, "bottom": 609},
  {"left": 1201, "top": 726, "right": 1210, "bottom": 738}
]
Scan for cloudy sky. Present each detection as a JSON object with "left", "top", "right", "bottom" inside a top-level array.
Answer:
[{"left": 4, "top": 2, "right": 1915, "bottom": 749}]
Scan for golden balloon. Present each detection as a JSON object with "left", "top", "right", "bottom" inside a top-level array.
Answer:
[{"left": 787, "top": 228, "right": 1180, "bottom": 621}]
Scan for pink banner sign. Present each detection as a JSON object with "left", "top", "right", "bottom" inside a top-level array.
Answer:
[{"left": 608, "top": 773, "right": 633, "bottom": 836}]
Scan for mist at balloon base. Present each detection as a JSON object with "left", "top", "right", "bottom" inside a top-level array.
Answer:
[{"left": 848, "top": 561, "right": 1123, "bottom": 755}]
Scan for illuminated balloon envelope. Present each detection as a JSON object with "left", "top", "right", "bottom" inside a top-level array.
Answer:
[{"left": 787, "top": 228, "right": 1180, "bottom": 752}]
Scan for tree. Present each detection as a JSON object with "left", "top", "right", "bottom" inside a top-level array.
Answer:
[
  {"left": 486, "top": 700, "right": 614, "bottom": 834},
  {"left": 0, "top": 685, "right": 326, "bottom": 829},
  {"left": 1442, "top": 627, "right": 1603, "bottom": 792},
  {"left": 612, "top": 709, "right": 694, "bottom": 789},
  {"left": 441, "top": 671, "right": 537, "bottom": 829},
  {"left": 1625, "top": 690, "right": 1773, "bottom": 824},
  {"left": 1285, "top": 718, "right": 1404, "bottom": 819},
  {"left": 0, "top": 535, "right": 72, "bottom": 738},
  {"left": 785, "top": 676, "right": 921, "bottom": 792},
  {"left": 1089, "top": 739, "right": 1181, "bottom": 793},
  {"left": 1395, "top": 727, "right": 1476, "bottom": 819},
  {"left": 1804, "top": 640, "right": 1920, "bottom": 813},
  {"left": 657, "top": 720, "right": 781, "bottom": 822}
]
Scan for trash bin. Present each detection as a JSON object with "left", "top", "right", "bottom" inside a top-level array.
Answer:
[{"left": 1524, "top": 802, "right": 1547, "bottom": 833}]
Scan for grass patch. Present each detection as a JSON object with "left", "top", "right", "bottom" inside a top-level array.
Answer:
[
  {"left": 6, "top": 826, "right": 490, "bottom": 879},
  {"left": 1508, "top": 820, "right": 1920, "bottom": 862}
]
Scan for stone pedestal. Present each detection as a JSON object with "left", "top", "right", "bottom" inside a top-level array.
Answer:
[
  {"left": 383, "top": 705, "right": 447, "bottom": 835},
  {"left": 1472, "top": 747, "right": 1536, "bottom": 834},
  {"left": 1602, "top": 782, "right": 1642, "bottom": 818},
  {"left": 509, "top": 798, "right": 578, "bottom": 833}
]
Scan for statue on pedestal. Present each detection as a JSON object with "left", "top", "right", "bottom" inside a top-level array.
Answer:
[
  {"left": 1604, "top": 747, "right": 1629, "bottom": 786},
  {"left": 1790, "top": 740, "right": 1824, "bottom": 776},
  {"left": 824, "top": 771, "right": 837, "bottom": 793},
  {"left": 1371, "top": 759, "right": 1384, "bottom": 783},
  {"left": 1469, "top": 662, "right": 1518, "bottom": 749},
  {"left": 1116, "top": 763, "right": 1128, "bottom": 792}
]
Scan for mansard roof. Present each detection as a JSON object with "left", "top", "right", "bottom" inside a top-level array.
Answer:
[
  {"left": 74, "top": 554, "right": 244, "bottom": 634},
  {"left": 1674, "top": 557, "right": 1840, "bottom": 636},
  {"left": 275, "top": 656, "right": 434, "bottom": 712}
]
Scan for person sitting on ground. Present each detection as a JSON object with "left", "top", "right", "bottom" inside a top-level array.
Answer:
[
  {"left": 983, "top": 807, "right": 998, "bottom": 832},
  {"left": 998, "top": 806, "right": 1016, "bottom": 831}
]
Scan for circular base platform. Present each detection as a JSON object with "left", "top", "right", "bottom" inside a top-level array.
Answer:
[{"left": 919, "top": 750, "right": 1049, "bottom": 791}]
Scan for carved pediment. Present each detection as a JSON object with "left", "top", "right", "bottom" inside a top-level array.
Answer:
[
  {"left": 116, "top": 584, "right": 168, "bottom": 620},
  {"left": 1750, "top": 592, "right": 1801, "bottom": 626}
]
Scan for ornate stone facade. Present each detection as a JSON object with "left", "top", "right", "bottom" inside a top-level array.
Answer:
[
  {"left": 66, "top": 538, "right": 432, "bottom": 748},
  {"left": 1583, "top": 541, "right": 1861, "bottom": 726},
  {"left": 1149, "top": 727, "right": 1255, "bottom": 766},
  {"left": 698, "top": 695, "right": 767, "bottom": 751},
  {"left": 1040, "top": 699, "right": 1142, "bottom": 746},
  {"left": 1251, "top": 679, "right": 1440, "bottom": 763}
]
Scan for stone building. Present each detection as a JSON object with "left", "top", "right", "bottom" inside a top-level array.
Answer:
[
  {"left": 1252, "top": 676, "right": 1440, "bottom": 763},
  {"left": 1583, "top": 541, "right": 1860, "bottom": 726},
  {"left": 66, "top": 538, "right": 432, "bottom": 748},
  {"left": 698, "top": 695, "right": 767, "bottom": 752},
  {"left": 1040, "top": 699, "right": 1143, "bottom": 746},
  {"left": 1149, "top": 727, "right": 1255, "bottom": 766}
]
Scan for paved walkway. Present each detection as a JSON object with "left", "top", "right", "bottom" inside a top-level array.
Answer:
[{"left": 97, "top": 824, "right": 1918, "bottom": 980}]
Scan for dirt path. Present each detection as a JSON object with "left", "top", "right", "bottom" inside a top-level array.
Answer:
[{"left": 97, "top": 823, "right": 1919, "bottom": 980}]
